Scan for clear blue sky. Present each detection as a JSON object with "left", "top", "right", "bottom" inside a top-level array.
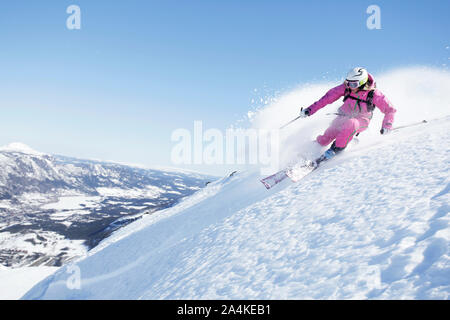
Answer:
[{"left": 0, "top": 0, "right": 448, "bottom": 175}]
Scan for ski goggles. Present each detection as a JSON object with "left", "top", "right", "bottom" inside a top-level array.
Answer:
[{"left": 345, "top": 80, "right": 360, "bottom": 89}]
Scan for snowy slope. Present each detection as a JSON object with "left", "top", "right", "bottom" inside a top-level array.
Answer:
[
  {"left": 0, "top": 267, "right": 58, "bottom": 300},
  {"left": 22, "top": 116, "right": 449, "bottom": 299}
]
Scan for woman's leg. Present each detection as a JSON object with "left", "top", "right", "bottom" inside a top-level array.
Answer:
[
  {"left": 335, "top": 118, "right": 367, "bottom": 148},
  {"left": 317, "top": 126, "right": 339, "bottom": 146}
]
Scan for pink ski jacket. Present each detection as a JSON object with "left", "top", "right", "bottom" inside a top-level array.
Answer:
[{"left": 307, "top": 73, "right": 396, "bottom": 130}]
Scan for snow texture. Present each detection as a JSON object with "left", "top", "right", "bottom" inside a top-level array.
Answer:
[{"left": 0, "top": 267, "right": 58, "bottom": 300}]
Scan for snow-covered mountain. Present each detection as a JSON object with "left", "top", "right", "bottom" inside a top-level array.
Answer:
[
  {"left": 0, "top": 145, "right": 215, "bottom": 267},
  {"left": 20, "top": 67, "right": 450, "bottom": 299},
  {"left": 22, "top": 116, "right": 449, "bottom": 299}
]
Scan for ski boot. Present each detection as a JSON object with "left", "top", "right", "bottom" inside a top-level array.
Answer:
[{"left": 314, "top": 142, "right": 345, "bottom": 168}]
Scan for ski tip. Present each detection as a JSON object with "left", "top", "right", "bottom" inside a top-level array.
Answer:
[{"left": 260, "top": 180, "right": 271, "bottom": 190}]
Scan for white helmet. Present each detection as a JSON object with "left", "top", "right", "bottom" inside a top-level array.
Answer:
[{"left": 345, "top": 67, "right": 369, "bottom": 88}]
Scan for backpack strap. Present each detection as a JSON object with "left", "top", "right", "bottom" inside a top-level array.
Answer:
[
  {"left": 343, "top": 88, "right": 351, "bottom": 102},
  {"left": 342, "top": 89, "right": 376, "bottom": 112},
  {"left": 366, "top": 90, "right": 375, "bottom": 112}
]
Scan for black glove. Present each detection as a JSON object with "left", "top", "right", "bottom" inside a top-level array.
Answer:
[
  {"left": 299, "top": 107, "right": 311, "bottom": 118},
  {"left": 380, "top": 128, "right": 391, "bottom": 135}
]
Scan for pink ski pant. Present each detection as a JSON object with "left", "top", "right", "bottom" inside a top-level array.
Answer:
[{"left": 317, "top": 117, "right": 368, "bottom": 148}]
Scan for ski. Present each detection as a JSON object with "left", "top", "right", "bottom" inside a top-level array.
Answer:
[
  {"left": 260, "top": 160, "right": 317, "bottom": 189},
  {"left": 285, "top": 161, "right": 317, "bottom": 182},
  {"left": 260, "top": 169, "right": 289, "bottom": 189}
]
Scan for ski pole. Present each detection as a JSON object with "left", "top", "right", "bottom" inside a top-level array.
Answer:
[
  {"left": 326, "top": 112, "right": 347, "bottom": 117},
  {"left": 279, "top": 115, "right": 302, "bottom": 129},
  {"left": 393, "top": 120, "right": 427, "bottom": 131},
  {"left": 280, "top": 107, "right": 312, "bottom": 129}
]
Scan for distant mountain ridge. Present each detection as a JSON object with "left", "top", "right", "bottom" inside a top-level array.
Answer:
[
  {"left": 0, "top": 143, "right": 215, "bottom": 268},
  {"left": 0, "top": 143, "right": 211, "bottom": 198}
]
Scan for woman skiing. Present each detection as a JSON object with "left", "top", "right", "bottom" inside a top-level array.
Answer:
[{"left": 300, "top": 67, "right": 396, "bottom": 166}]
